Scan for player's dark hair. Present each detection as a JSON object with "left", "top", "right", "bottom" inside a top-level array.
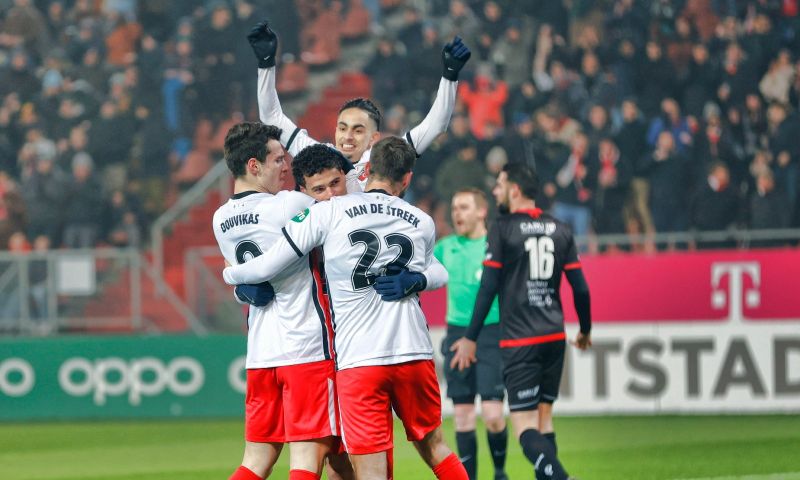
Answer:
[
  {"left": 224, "top": 122, "right": 282, "bottom": 178},
  {"left": 292, "top": 144, "right": 348, "bottom": 188},
  {"left": 369, "top": 136, "right": 416, "bottom": 183},
  {"left": 503, "top": 162, "right": 539, "bottom": 200},
  {"left": 339, "top": 97, "right": 382, "bottom": 130},
  {"left": 453, "top": 187, "right": 488, "bottom": 210}
]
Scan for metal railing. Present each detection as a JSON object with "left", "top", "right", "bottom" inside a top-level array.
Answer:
[
  {"left": 0, "top": 248, "right": 142, "bottom": 335},
  {"left": 150, "top": 159, "right": 230, "bottom": 284}
]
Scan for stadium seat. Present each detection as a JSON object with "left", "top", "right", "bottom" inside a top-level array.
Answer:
[
  {"left": 341, "top": 0, "right": 371, "bottom": 41},
  {"left": 276, "top": 61, "right": 309, "bottom": 95}
]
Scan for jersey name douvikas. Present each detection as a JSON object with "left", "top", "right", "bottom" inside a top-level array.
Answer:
[{"left": 219, "top": 213, "right": 260, "bottom": 233}]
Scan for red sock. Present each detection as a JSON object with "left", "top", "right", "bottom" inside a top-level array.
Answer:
[
  {"left": 288, "top": 469, "right": 320, "bottom": 480},
  {"left": 432, "top": 453, "right": 469, "bottom": 480},
  {"left": 229, "top": 465, "right": 262, "bottom": 480}
]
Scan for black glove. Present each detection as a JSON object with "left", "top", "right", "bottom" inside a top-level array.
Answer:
[
  {"left": 247, "top": 21, "right": 278, "bottom": 68},
  {"left": 374, "top": 265, "right": 427, "bottom": 301},
  {"left": 441, "top": 35, "right": 471, "bottom": 81},
  {"left": 235, "top": 281, "right": 275, "bottom": 307}
]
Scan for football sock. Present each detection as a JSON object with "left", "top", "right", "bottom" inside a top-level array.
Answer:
[
  {"left": 229, "top": 465, "right": 263, "bottom": 480},
  {"left": 487, "top": 427, "right": 508, "bottom": 474},
  {"left": 455, "top": 430, "right": 477, "bottom": 480},
  {"left": 432, "top": 452, "right": 470, "bottom": 480},
  {"left": 288, "top": 469, "right": 320, "bottom": 480},
  {"left": 544, "top": 432, "right": 557, "bottom": 455},
  {"left": 519, "top": 429, "right": 569, "bottom": 480}
]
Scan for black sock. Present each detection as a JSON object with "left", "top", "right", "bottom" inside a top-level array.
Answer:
[
  {"left": 519, "top": 429, "right": 569, "bottom": 480},
  {"left": 487, "top": 427, "right": 508, "bottom": 474},
  {"left": 544, "top": 432, "right": 557, "bottom": 455},
  {"left": 455, "top": 430, "right": 477, "bottom": 480}
]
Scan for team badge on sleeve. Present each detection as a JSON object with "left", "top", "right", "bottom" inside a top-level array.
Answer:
[{"left": 292, "top": 208, "right": 310, "bottom": 223}]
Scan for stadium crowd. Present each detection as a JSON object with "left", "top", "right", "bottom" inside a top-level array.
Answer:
[
  {"left": 378, "top": 0, "right": 800, "bottom": 249},
  {"left": 1, "top": 0, "right": 800, "bottom": 253}
]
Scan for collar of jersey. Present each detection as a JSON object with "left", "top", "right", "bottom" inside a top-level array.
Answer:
[
  {"left": 514, "top": 208, "right": 543, "bottom": 219},
  {"left": 365, "top": 188, "right": 393, "bottom": 196},
  {"left": 231, "top": 190, "right": 263, "bottom": 200}
]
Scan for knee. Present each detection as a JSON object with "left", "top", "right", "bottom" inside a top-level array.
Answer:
[
  {"left": 453, "top": 406, "right": 477, "bottom": 431},
  {"left": 482, "top": 411, "right": 506, "bottom": 432}
]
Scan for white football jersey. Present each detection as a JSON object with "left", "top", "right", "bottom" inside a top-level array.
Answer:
[
  {"left": 223, "top": 191, "right": 440, "bottom": 371},
  {"left": 258, "top": 67, "right": 457, "bottom": 192},
  {"left": 212, "top": 190, "right": 333, "bottom": 369}
]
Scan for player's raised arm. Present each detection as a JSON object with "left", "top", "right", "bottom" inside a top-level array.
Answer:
[
  {"left": 250, "top": 21, "right": 319, "bottom": 157},
  {"left": 404, "top": 36, "right": 471, "bottom": 156},
  {"left": 223, "top": 200, "right": 333, "bottom": 285}
]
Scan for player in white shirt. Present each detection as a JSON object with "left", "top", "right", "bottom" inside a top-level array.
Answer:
[
  {"left": 222, "top": 137, "right": 469, "bottom": 480},
  {"left": 214, "top": 122, "right": 340, "bottom": 480},
  {"left": 247, "top": 20, "right": 471, "bottom": 191}
]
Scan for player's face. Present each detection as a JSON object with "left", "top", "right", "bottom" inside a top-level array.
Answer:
[
  {"left": 257, "top": 139, "right": 289, "bottom": 194},
  {"left": 451, "top": 193, "right": 485, "bottom": 237},
  {"left": 493, "top": 171, "right": 511, "bottom": 214},
  {"left": 301, "top": 167, "right": 347, "bottom": 201},
  {"left": 335, "top": 108, "right": 379, "bottom": 162}
]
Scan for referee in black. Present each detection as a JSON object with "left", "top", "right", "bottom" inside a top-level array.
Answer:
[{"left": 451, "top": 163, "right": 592, "bottom": 480}]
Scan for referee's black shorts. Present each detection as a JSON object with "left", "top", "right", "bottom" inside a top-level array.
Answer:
[
  {"left": 502, "top": 339, "right": 565, "bottom": 412},
  {"left": 441, "top": 324, "right": 505, "bottom": 404}
]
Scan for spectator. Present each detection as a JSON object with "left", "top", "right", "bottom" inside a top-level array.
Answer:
[
  {"left": 28, "top": 234, "right": 51, "bottom": 332},
  {"left": 766, "top": 102, "right": 800, "bottom": 214},
  {"left": 435, "top": 138, "right": 489, "bottom": 204},
  {"left": 1, "top": 0, "right": 51, "bottom": 60},
  {"left": 749, "top": 170, "right": 791, "bottom": 232},
  {"left": 63, "top": 152, "right": 104, "bottom": 248},
  {"left": 458, "top": 71, "right": 508, "bottom": 139},
  {"left": 105, "top": 189, "right": 142, "bottom": 248},
  {"left": 647, "top": 97, "right": 694, "bottom": 153},
  {"left": 759, "top": 49, "right": 795, "bottom": 104},
  {"left": 502, "top": 112, "right": 543, "bottom": 172},
  {"left": 593, "top": 138, "right": 631, "bottom": 239},
  {"left": 363, "top": 36, "right": 407, "bottom": 110},
  {"left": 644, "top": 131, "right": 691, "bottom": 235},
  {"left": 440, "top": 0, "right": 480, "bottom": 51},
  {"left": 490, "top": 18, "right": 533, "bottom": 89},
  {"left": 553, "top": 132, "right": 596, "bottom": 239},
  {"left": 0, "top": 171, "right": 26, "bottom": 249},
  {"left": 21, "top": 140, "right": 68, "bottom": 244},
  {"left": 690, "top": 162, "right": 739, "bottom": 247}
]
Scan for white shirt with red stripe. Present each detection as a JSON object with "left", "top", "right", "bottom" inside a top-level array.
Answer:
[
  {"left": 212, "top": 190, "right": 334, "bottom": 369},
  {"left": 222, "top": 191, "right": 446, "bottom": 371}
]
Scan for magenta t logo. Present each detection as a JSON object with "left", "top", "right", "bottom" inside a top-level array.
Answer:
[{"left": 711, "top": 262, "right": 761, "bottom": 323}]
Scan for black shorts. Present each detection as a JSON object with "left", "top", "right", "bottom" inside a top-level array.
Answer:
[
  {"left": 502, "top": 339, "right": 565, "bottom": 412},
  {"left": 441, "top": 324, "right": 505, "bottom": 404}
]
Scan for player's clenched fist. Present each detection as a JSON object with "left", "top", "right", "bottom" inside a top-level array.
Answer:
[
  {"left": 441, "top": 35, "right": 471, "bottom": 81},
  {"left": 247, "top": 20, "right": 278, "bottom": 68}
]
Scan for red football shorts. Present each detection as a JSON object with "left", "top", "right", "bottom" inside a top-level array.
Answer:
[
  {"left": 336, "top": 360, "right": 442, "bottom": 454},
  {"left": 245, "top": 359, "right": 338, "bottom": 443}
]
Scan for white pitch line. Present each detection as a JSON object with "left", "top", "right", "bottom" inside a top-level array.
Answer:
[{"left": 674, "top": 473, "right": 800, "bottom": 480}]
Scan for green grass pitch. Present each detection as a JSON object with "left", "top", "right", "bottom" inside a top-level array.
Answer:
[{"left": 1, "top": 415, "right": 799, "bottom": 479}]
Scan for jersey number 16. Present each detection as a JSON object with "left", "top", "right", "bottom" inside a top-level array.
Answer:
[{"left": 525, "top": 236, "right": 555, "bottom": 280}]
